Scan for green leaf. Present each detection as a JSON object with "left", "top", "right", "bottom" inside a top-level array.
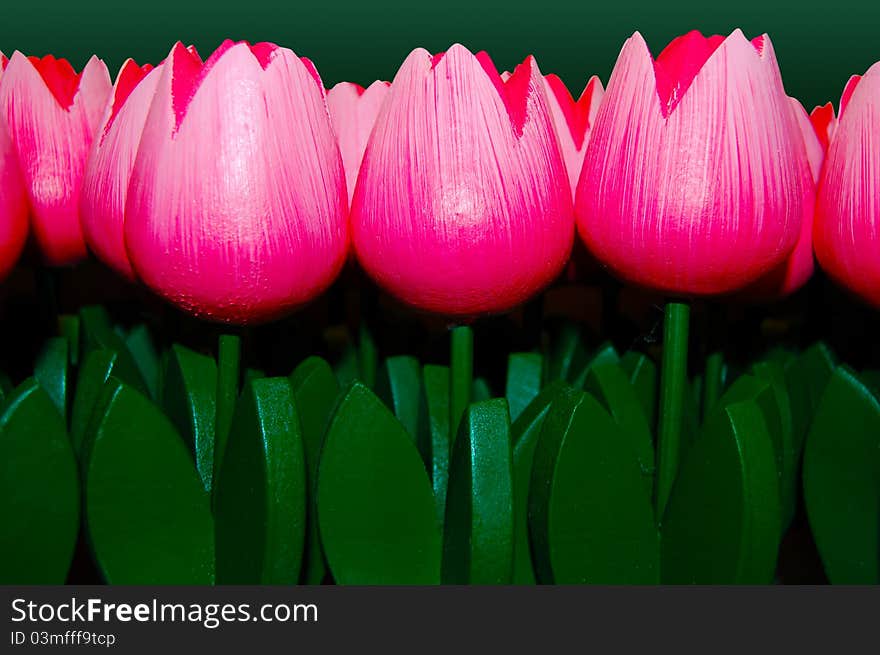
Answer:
[
  {"left": 620, "top": 351, "right": 658, "bottom": 431},
  {"left": 752, "top": 361, "right": 797, "bottom": 529},
  {"left": 0, "top": 380, "right": 79, "bottom": 583},
  {"left": 472, "top": 377, "right": 491, "bottom": 402},
  {"left": 35, "top": 337, "right": 68, "bottom": 420},
  {"left": 511, "top": 381, "right": 568, "bottom": 584},
  {"left": 333, "top": 340, "right": 360, "bottom": 388},
  {"left": 318, "top": 383, "right": 440, "bottom": 584},
  {"left": 570, "top": 341, "right": 619, "bottom": 388},
  {"left": 161, "top": 345, "right": 217, "bottom": 493},
  {"left": 547, "top": 323, "right": 587, "bottom": 384},
  {"left": 83, "top": 380, "right": 214, "bottom": 584},
  {"left": 506, "top": 352, "right": 543, "bottom": 423},
  {"left": 215, "top": 378, "right": 306, "bottom": 584},
  {"left": 803, "top": 366, "right": 880, "bottom": 584},
  {"left": 290, "top": 356, "right": 340, "bottom": 584},
  {"left": 213, "top": 334, "right": 241, "bottom": 489},
  {"left": 584, "top": 363, "right": 654, "bottom": 491},
  {"left": 77, "top": 306, "right": 147, "bottom": 394},
  {"left": 422, "top": 365, "right": 450, "bottom": 532},
  {"left": 125, "top": 324, "right": 160, "bottom": 400},
  {"left": 358, "top": 324, "right": 378, "bottom": 389},
  {"left": 443, "top": 398, "right": 514, "bottom": 584},
  {"left": 58, "top": 314, "right": 80, "bottom": 367},
  {"left": 530, "top": 388, "right": 658, "bottom": 583},
  {"left": 785, "top": 342, "right": 835, "bottom": 455},
  {"left": 376, "top": 356, "right": 424, "bottom": 450},
  {"left": 661, "top": 398, "right": 781, "bottom": 583},
  {"left": 70, "top": 349, "right": 145, "bottom": 456}
]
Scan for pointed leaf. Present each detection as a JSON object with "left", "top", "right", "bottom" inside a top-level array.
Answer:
[
  {"left": 422, "top": 365, "right": 450, "bottom": 531},
  {"left": 83, "top": 380, "right": 214, "bottom": 584},
  {"left": 35, "top": 337, "right": 68, "bottom": 419},
  {"left": 0, "top": 380, "right": 79, "bottom": 583},
  {"left": 125, "top": 324, "right": 160, "bottom": 399},
  {"left": 511, "top": 381, "right": 568, "bottom": 584},
  {"left": 162, "top": 344, "right": 217, "bottom": 493},
  {"left": 290, "top": 356, "right": 340, "bottom": 584},
  {"left": 530, "top": 387, "right": 658, "bottom": 583},
  {"left": 661, "top": 398, "right": 781, "bottom": 583},
  {"left": 215, "top": 378, "right": 306, "bottom": 584},
  {"left": 318, "top": 383, "right": 440, "bottom": 584},
  {"left": 443, "top": 398, "right": 514, "bottom": 584},
  {"left": 506, "top": 352, "right": 543, "bottom": 422},
  {"left": 376, "top": 356, "right": 424, "bottom": 451},
  {"left": 77, "top": 306, "right": 147, "bottom": 394},
  {"left": 620, "top": 351, "right": 658, "bottom": 430},
  {"left": 584, "top": 363, "right": 654, "bottom": 490},
  {"left": 803, "top": 366, "right": 880, "bottom": 584}
]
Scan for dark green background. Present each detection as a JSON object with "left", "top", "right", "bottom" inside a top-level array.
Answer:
[{"left": 1, "top": 1, "right": 877, "bottom": 111}]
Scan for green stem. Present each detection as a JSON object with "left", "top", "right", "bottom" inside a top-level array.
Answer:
[
  {"left": 449, "top": 326, "right": 473, "bottom": 447},
  {"left": 702, "top": 350, "right": 724, "bottom": 419},
  {"left": 655, "top": 301, "right": 690, "bottom": 522},
  {"left": 213, "top": 333, "right": 241, "bottom": 489}
]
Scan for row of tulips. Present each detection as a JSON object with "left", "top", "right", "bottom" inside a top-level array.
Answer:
[{"left": 0, "top": 30, "right": 877, "bottom": 324}]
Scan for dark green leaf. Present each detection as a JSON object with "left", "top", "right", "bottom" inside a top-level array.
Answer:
[
  {"left": 162, "top": 345, "right": 217, "bottom": 493},
  {"left": 0, "top": 380, "right": 79, "bottom": 583},
  {"left": 215, "top": 378, "right": 306, "bottom": 584},
  {"left": 785, "top": 342, "right": 835, "bottom": 455},
  {"left": 35, "top": 337, "right": 68, "bottom": 420},
  {"left": 125, "top": 324, "right": 160, "bottom": 399},
  {"left": 530, "top": 388, "right": 658, "bottom": 583},
  {"left": 511, "top": 381, "right": 568, "bottom": 584},
  {"left": 77, "top": 306, "right": 147, "bottom": 394},
  {"left": 83, "top": 380, "right": 214, "bottom": 584},
  {"left": 584, "top": 363, "right": 654, "bottom": 490},
  {"left": 376, "top": 356, "right": 423, "bottom": 449},
  {"left": 803, "top": 366, "right": 880, "bottom": 584},
  {"left": 661, "top": 398, "right": 781, "bottom": 583},
  {"left": 506, "top": 352, "right": 543, "bottom": 423},
  {"left": 422, "top": 365, "right": 450, "bottom": 531},
  {"left": 619, "top": 351, "right": 658, "bottom": 431},
  {"left": 443, "top": 398, "right": 514, "bottom": 584},
  {"left": 547, "top": 323, "right": 588, "bottom": 384},
  {"left": 358, "top": 324, "right": 378, "bottom": 389},
  {"left": 318, "top": 383, "right": 440, "bottom": 584},
  {"left": 290, "top": 356, "right": 340, "bottom": 584},
  {"left": 213, "top": 334, "right": 241, "bottom": 489},
  {"left": 570, "top": 341, "right": 619, "bottom": 388}
]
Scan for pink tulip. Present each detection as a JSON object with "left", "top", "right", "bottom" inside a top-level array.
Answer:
[
  {"left": 815, "top": 63, "right": 880, "bottom": 308},
  {"left": 542, "top": 74, "right": 604, "bottom": 196},
  {"left": 576, "top": 30, "right": 812, "bottom": 296},
  {"left": 0, "top": 52, "right": 111, "bottom": 266},
  {"left": 326, "top": 80, "right": 390, "bottom": 204},
  {"left": 80, "top": 59, "right": 160, "bottom": 279},
  {"left": 0, "top": 54, "right": 28, "bottom": 282},
  {"left": 351, "top": 45, "right": 574, "bottom": 317},
  {"left": 124, "top": 41, "right": 348, "bottom": 324}
]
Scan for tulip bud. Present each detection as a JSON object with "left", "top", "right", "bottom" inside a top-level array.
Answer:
[
  {"left": 124, "top": 41, "right": 349, "bottom": 324},
  {"left": 576, "top": 30, "right": 811, "bottom": 296},
  {"left": 326, "top": 80, "right": 390, "bottom": 204},
  {"left": 815, "top": 64, "right": 880, "bottom": 308},
  {"left": 351, "top": 45, "right": 574, "bottom": 317},
  {"left": 542, "top": 74, "right": 604, "bottom": 196},
  {"left": 0, "top": 55, "right": 28, "bottom": 282},
  {"left": 80, "top": 59, "right": 160, "bottom": 279},
  {"left": 0, "top": 52, "right": 111, "bottom": 265}
]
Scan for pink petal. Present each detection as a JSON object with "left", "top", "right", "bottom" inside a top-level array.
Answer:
[
  {"left": 125, "top": 42, "right": 348, "bottom": 324},
  {"left": 0, "top": 114, "right": 28, "bottom": 281},
  {"left": 809, "top": 102, "right": 837, "bottom": 151},
  {"left": 0, "top": 51, "right": 111, "bottom": 265},
  {"left": 815, "top": 62, "right": 880, "bottom": 308},
  {"left": 80, "top": 59, "right": 161, "bottom": 279},
  {"left": 326, "top": 80, "right": 390, "bottom": 204},
  {"left": 576, "top": 30, "right": 810, "bottom": 296},
  {"left": 351, "top": 44, "right": 573, "bottom": 317},
  {"left": 543, "top": 74, "right": 605, "bottom": 195}
]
